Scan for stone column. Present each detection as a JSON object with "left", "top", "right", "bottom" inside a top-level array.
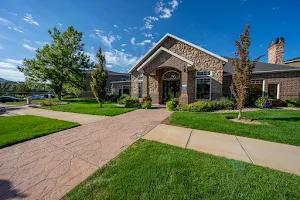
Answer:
[
  {"left": 142, "top": 74, "right": 149, "bottom": 98},
  {"left": 179, "top": 66, "right": 189, "bottom": 104}
]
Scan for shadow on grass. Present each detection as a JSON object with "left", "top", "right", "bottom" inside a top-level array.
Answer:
[{"left": 251, "top": 117, "right": 300, "bottom": 122}]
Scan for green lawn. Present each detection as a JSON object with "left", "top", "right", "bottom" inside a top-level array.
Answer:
[
  {"left": 6, "top": 100, "right": 42, "bottom": 105},
  {"left": 0, "top": 115, "right": 79, "bottom": 148},
  {"left": 167, "top": 109, "right": 300, "bottom": 146},
  {"left": 64, "top": 140, "right": 300, "bottom": 199},
  {"left": 43, "top": 101, "right": 135, "bottom": 116}
]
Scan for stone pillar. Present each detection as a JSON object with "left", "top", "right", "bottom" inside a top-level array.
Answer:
[
  {"left": 179, "top": 67, "right": 189, "bottom": 104},
  {"left": 142, "top": 74, "right": 149, "bottom": 98}
]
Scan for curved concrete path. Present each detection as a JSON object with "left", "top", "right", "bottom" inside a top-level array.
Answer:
[{"left": 0, "top": 109, "right": 171, "bottom": 200}]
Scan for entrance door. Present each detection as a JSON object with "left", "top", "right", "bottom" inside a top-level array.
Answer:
[
  {"left": 163, "top": 80, "right": 180, "bottom": 103},
  {"left": 268, "top": 84, "right": 278, "bottom": 99}
]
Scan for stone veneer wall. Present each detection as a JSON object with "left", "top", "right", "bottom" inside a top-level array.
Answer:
[{"left": 268, "top": 43, "right": 284, "bottom": 64}]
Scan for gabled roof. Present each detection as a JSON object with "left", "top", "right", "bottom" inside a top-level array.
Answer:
[
  {"left": 224, "top": 61, "right": 300, "bottom": 74},
  {"left": 128, "top": 33, "right": 228, "bottom": 73},
  {"left": 137, "top": 47, "right": 193, "bottom": 72},
  {"left": 284, "top": 57, "right": 300, "bottom": 64}
]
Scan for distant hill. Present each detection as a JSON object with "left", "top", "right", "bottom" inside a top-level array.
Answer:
[{"left": 0, "top": 77, "right": 6, "bottom": 82}]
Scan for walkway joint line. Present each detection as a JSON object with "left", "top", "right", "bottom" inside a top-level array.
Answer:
[
  {"left": 185, "top": 129, "right": 193, "bottom": 148},
  {"left": 235, "top": 136, "right": 255, "bottom": 164}
]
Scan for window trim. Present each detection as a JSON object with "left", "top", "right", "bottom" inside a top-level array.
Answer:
[
  {"left": 251, "top": 78, "right": 265, "bottom": 97},
  {"left": 163, "top": 70, "right": 180, "bottom": 80},
  {"left": 195, "top": 77, "right": 212, "bottom": 100}
]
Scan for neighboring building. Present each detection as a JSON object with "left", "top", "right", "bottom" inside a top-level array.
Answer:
[
  {"left": 81, "top": 70, "right": 130, "bottom": 97},
  {"left": 284, "top": 57, "right": 300, "bottom": 67},
  {"left": 129, "top": 33, "right": 300, "bottom": 104}
]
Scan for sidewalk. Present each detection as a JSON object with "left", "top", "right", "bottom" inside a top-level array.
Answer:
[
  {"left": 3, "top": 105, "right": 108, "bottom": 125},
  {"left": 143, "top": 124, "right": 300, "bottom": 176}
]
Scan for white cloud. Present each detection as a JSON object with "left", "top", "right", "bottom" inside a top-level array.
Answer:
[
  {"left": 100, "top": 35, "right": 115, "bottom": 47},
  {"left": 121, "top": 43, "right": 126, "bottom": 47},
  {"left": 142, "top": 33, "right": 153, "bottom": 37},
  {"left": 35, "top": 41, "right": 48, "bottom": 46},
  {"left": 3, "top": 59, "right": 22, "bottom": 65},
  {"left": 23, "top": 39, "right": 31, "bottom": 43},
  {"left": 106, "top": 64, "right": 113, "bottom": 68},
  {"left": 22, "top": 44, "right": 36, "bottom": 51},
  {"left": 8, "top": 26, "right": 24, "bottom": 33},
  {"left": 23, "top": 13, "right": 39, "bottom": 26},
  {"left": 90, "top": 29, "right": 116, "bottom": 47},
  {"left": 155, "top": 0, "right": 179, "bottom": 19},
  {"left": 142, "top": 16, "right": 159, "bottom": 30},
  {"left": 123, "top": 29, "right": 130, "bottom": 34},
  {"left": 114, "top": 24, "right": 118, "bottom": 28},
  {"left": 58, "top": 23, "right": 63, "bottom": 27},
  {"left": 0, "top": 62, "right": 16, "bottom": 68},
  {"left": 104, "top": 49, "right": 139, "bottom": 68},
  {"left": 121, "top": 49, "right": 125, "bottom": 52},
  {"left": 0, "top": 68, "right": 25, "bottom": 82},
  {"left": 131, "top": 37, "right": 135, "bottom": 45},
  {"left": 0, "top": 17, "right": 13, "bottom": 25},
  {"left": 136, "top": 39, "right": 152, "bottom": 46},
  {"left": 85, "top": 52, "right": 97, "bottom": 63}
]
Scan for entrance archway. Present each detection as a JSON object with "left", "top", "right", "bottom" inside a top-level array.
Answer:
[{"left": 163, "top": 71, "right": 180, "bottom": 103}]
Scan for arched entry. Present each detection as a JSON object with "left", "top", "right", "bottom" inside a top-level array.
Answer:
[{"left": 163, "top": 70, "right": 180, "bottom": 103}]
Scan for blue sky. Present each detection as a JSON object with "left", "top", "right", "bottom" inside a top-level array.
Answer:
[{"left": 1, "top": 0, "right": 299, "bottom": 81}]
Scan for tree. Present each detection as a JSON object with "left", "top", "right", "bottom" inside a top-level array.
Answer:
[
  {"left": 18, "top": 26, "right": 92, "bottom": 100},
  {"left": 0, "top": 82, "right": 12, "bottom": 94},
  {"left": 63, "top": 84, "right": 84, "bottom": 98},
  {"left": 90, "top": 47, "right": 108, "bottom": 108},
  {"left": 12, "top": 83, "right": 30, "bottom": 93},
  {"left": 230, "top": 24, "right": 263, "bottom": 120}
]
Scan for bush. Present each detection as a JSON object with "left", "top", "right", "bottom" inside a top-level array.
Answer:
[
  {"left": 141, "top": 96, "right": 152, "bottom": 109},
  {"left": 255, "top": 97, "right": 270, "bottom": 109},
  {"left": 166, "top": 98, "right": 179, "bottom": 111},
  {"left": 106, "top": 95, "right": 119, "bottom": 103},
  {"left": 286, "top": 98, "right": 300, "bottom": 108},
  {"left": 177, "top": 98, "right": 234, "bottom": 112},
  {"left": 270, "top": 99, "right": 287, "bottom": 107},
  {"left": 118, "top": 94, "right": 130, "bottom": 104},
  {"left": 124, "top": 97, "right": 141, "bottom": 108},
  {"left": 40, "top": 99, "right": 60, "bottom": 106}
]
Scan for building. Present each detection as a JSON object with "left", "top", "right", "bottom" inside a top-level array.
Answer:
[
  {"left": 129, "top": 33, "right": 300, "bottom": 104},
  {"left": 81, "top": 70, "right": 130, "bottom": 97}
]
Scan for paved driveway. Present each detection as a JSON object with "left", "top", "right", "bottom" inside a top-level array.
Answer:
[{"left": 0, "top": 109, "right": 171, "bottom": 200}]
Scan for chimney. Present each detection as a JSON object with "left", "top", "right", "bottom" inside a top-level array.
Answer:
[{"left": 268, "top": 37, "right": 285, "bottom": 64}]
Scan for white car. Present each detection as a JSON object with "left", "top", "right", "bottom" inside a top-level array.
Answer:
[{"left": 30, "top": 95, "right": 45, "bottom": 100}]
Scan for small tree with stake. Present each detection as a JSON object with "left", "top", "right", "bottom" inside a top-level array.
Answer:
[
  {"left": 230, "top": 24, "right": 263, "bottom": 120},
  {"left": 90, "top": 47, "right": 108, "bottom": 108}
]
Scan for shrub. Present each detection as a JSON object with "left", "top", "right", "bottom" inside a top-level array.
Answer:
[
  {"left": 118, "top": 94, "right": 130, "bottom": 104},
  {"left": 215, "top": 97, "right": 235, "bottom": 110},
  {"left": 270, "top": 99, "right": 287, "bottom": 107},
  {"left": 255, "top": 97, "right": 269, "bottom": 109},
  {"left": 106, "top": 95, "right": 119, "bottom": 103},
  {"left": 177, "top": 98, "right": 235, "bottom": 112},
  {"left": 166, "top": 98, "right": 179, "bottom": 111},
  {"left": 141, "top": 96, "right": 152, "bottom": 109},
  {"left": 124, "top": 97, "right": 141, "bottom": 108},
  {"left": 40, "top": 99, "right": 60, "bottom": 106},
  {"left": 286, "top": 98, "right": 300, "bottom": 108}
]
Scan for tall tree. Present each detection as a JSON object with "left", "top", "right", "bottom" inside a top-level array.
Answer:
[
  {"left": 0, "top": 82, "right": 12, "bottom": 94},
  {"left": 90, "top": 47, "right": 108, "bottom": 108},
  {"left": 18, "top": 26, "right": 92, "bottom": 100},
  {"left": 230, "top": 24, "right": 263, "bottom": 120}
]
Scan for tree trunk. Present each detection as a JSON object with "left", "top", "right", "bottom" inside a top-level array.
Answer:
[
  {"left": 238, "top": 109, "right": 242, "bottom": 120},
  {"left": 100, "top": 101, "right": 103, "bottom": 108},
  {"left": 58, "top": 91, "right": 62, "bottom": 101}
]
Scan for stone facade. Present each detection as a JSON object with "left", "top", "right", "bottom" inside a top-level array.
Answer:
[
  {"left": 130, "top": 37, "right": 224, "bottom": 104},
  {"left": 268, "top": 38, "right": 285, "bottom": 64}
]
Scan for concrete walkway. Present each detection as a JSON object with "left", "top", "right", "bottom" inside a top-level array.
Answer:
[
  {"left": 0, "top": 109, "right": 171, "bottom": 200},
  {"left": 3, "top": 106, "right": 108, "bottom": 125},
  {"left": 144, "top": 124, "right": 300, "bottom": 176}
]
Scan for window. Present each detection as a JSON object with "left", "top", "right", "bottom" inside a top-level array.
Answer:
[
  {"left": 195, "top": 70, "right": 211, "bottom": 99},
  {"left": 138, "top": 74, "right": 143, "bottom": 98},
  {"left": 122, "top": 86, "right": 130, "bottom": 95},
  {"left": 250, "top": 79, "right": 264, "bottom": 98},
  {"left": 196, "top": 70, "right": 210, "bottom": 77},
  {"left": 196, "top": 78, "right": 210, "bottom": 99},
  {"left": 163, "top": 71, "right": 180, "bottom": 80}
]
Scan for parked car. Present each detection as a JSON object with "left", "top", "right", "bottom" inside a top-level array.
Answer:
[
  {"left": 0, "top": 96, "right": 21, "bottom": 103},
  {"left": 30, "top": 95, "right": 45, "bottom": 100},
  {"left": 43, "top": 94, "right": 56, "bottom": 98}
]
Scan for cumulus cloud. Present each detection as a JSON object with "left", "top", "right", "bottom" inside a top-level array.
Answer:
[
  {"left": 104, "top": 49, "right": 139, "bottom": 68},
  {"left": 142, "top": 16, "right": 159, "bottom": 30},
  {"left": 90, "top": 29, "right": 116, "bottom": 48},
  {"left": 131, "top": 37, "right": 135, "bottom": 45},
  {"left": 85, "top": 52, "right": 97, "bottom": 63},
  {"left": 121, "top": 43, "right": 126, "bottom": 47},
  {"left": 22, "top": 44, "right": 36, "bottom": 51},
  {"left": 0, "top": 58, "right": 24, "bottom": 82},
  {"left": 114, "top": 24, "right": 118, "bottom": 28},
  {"left": 155, "top": 0, "right": 179, "bottom": 19},
  {"left": 0, "top": 17, "right": 13, "bottom": 25},
  {"left": 23, "top": 13, "right": 39, "bottom": 25}
]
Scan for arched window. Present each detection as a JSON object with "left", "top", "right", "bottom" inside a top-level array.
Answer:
[{"left": 163, "top": 71, "right": 180, "bottom": 80}]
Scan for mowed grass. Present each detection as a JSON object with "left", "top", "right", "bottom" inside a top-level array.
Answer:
[
  {"left": 42, "top": 98, "right": 135, "bottom": 116},
  {"left": 64, "top": 140, "right": 300, "bottom": 200},
  {"left": 0, "top": 115, "right": 79, "bottom": 148},
  {"left": 167, "top": 109, "right": 300, "bottom": 146}
]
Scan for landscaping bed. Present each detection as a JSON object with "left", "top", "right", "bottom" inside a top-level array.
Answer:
[
  {"left": 64, "top": 140, "right": 300, "bottom": 199},
  {"left": 0, "top": 115, "right": 79, "bottom": 148},
  {"left": 166, "top": 110, "right": 300, "bottom": 146}
]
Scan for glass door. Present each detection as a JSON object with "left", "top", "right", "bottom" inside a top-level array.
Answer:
[{"left": 163, "top": 80, "right": 180, "bottom": 103}]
